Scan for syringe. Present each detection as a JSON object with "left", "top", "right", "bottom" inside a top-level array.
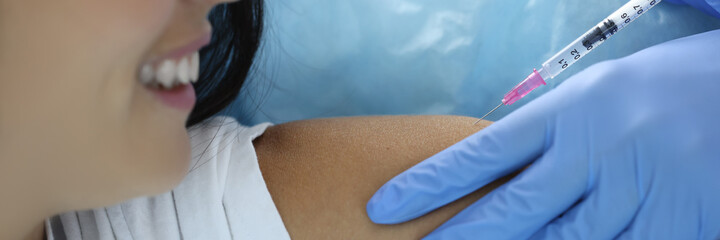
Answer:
[{"left": 476, "top": 0, "right": 662, "bottom": 123}]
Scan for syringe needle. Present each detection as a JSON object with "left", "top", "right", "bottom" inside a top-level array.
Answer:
[
  {"left": 473, "top": 0, "right": 662, "bottom": 126},
  {"left": 474, "top": 103, "right": 503, "bottom": 125}
]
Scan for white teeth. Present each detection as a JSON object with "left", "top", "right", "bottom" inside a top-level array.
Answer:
[
  {"left": 177, "top": 57, "right": 190, "bottom": 84},
  {"left": 189, "top": 52, "right": 199, "bottom": 83},
  {"left": 156, "top": 59, "right": 176, "bottom": 89},
  {"left": 138, "top": 51, "right": 200, "bottom": 89},
  {"left": 140, "top": 64, "right": 154, "bottom": 84}
]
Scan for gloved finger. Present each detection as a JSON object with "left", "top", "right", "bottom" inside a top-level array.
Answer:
[
  {"left": 615, "top": 172, "right": 719, "bottom": 239},
  {"left": 529, "top": 147, "right": 642, "bottom": 239},
  {"left": 366, "top": 99, "right": 555, "bottom": 224},
  {"left": 615, "top": 196, "right": 696, "bottom": 240},
  {"left": 424, "top": 146, "right": 588, "bottom": 240}
]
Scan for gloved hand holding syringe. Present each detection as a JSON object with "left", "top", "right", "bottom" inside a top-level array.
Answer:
[
  {"left": 369, "top": 0, "right": 720, "bottom": 238},
  {"left": 476, "top": 0, "right": 662, "bottom": 123}
]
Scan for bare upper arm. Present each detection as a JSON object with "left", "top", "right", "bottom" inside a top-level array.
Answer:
[{"left": 253, "top": 115, "right": 510, "bottom": 239}]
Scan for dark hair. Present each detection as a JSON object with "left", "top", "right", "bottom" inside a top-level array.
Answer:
[{"left": 186, "top": 0, "right": 264, "bottom": 128}]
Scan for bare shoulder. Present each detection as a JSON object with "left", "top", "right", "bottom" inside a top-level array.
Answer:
[{"left": 254, "top": 115, "right": 499, "bottom": 239}]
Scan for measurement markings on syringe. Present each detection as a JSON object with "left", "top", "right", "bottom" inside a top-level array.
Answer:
[
  {"left": 555, "top": 0, "right": 658, "bottom": 71},
  {"left": 617, "top": 0, "right": 658, "bottom": 28},
  {"left": 582, "top": 20, "right": 618, "bottom": 50},
  {"left": 476, "top": 0, "right": 663, "bottom": 122}
]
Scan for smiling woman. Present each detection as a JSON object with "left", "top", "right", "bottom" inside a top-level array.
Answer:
[
  {"left": 1, "top": 0, "right": 510, "bottom": 239},
  {"left": 0, "top": 0, "right": 253, "bottom": 238}
]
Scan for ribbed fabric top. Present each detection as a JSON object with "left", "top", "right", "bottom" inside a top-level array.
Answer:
[{"left": 45, "top": 116, "right": 290, "bottom": 240}]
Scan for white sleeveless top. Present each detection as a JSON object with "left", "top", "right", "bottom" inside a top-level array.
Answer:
[{"left": 45, "top": 116, "right": 290, "bottom": 240}]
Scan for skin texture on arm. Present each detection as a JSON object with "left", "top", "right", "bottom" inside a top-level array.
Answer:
[{"left": 254, "top": 115, "right": 515, "bottom": 239}]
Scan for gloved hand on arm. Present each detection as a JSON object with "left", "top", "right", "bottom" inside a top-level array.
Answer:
[{"left": 366, "top": 25, "right": 720, "bottom": 240}]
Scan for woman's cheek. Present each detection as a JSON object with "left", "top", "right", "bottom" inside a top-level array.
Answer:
[{"left": 74, "top": 0, "right": 177, "bottom": 63}]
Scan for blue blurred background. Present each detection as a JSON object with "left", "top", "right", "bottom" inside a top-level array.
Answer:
[{"left": 227, "top": 0, "right": 720, "bottom": 125}]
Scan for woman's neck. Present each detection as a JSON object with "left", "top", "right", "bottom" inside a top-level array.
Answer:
[
  {"left": 0, "top": 184, "right": 51, "bottom": 240},
  {"left": 25, "top": 222, "right": 46, "bottom": 240},
  {"left": 1, "top": 216, "right": 46, "bottom": 240}
]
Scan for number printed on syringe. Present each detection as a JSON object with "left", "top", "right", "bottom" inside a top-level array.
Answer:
[{"left": 540, "top": 0, "right": 660, "bottom": 80}]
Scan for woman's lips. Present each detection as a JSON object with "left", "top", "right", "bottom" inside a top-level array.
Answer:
[
  {"left": 150, "top": 33, "right": 211, "bottom": 63},
  {"left": 141, "top": 32, "right": 211, "bottom": 111},
  {"left": 148, "top": 83, "right": 196, "bottom": 111}
]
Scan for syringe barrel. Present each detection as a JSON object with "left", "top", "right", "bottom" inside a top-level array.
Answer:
[{"left": 540, "top": 0, "right": 662, "bottom": 79}]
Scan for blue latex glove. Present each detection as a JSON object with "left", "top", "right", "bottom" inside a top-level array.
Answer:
[{"left": 367, "top": 29, "right": 720, "bottom": 239}]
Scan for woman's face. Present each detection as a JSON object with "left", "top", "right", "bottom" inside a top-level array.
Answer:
[{"left": 0, "top": 0, "right": 232, "bottom": 211}]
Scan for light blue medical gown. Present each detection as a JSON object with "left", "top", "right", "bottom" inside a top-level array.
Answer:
[{"left": 228, "top": 0, "right": 720, "bottom": 125}]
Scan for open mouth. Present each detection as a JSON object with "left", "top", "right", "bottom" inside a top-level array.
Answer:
[
  {"left": 139, "top": 51, "right": 200, "bottom": 111},
  {"left": 138, "top": 33, "right": 210, "bottom": 111},
  {"left": 139, "top": 51, "right": 199, "bottom": 90}
]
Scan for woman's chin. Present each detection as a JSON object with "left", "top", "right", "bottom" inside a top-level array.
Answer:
[
  {"left": 139, "top": 137, "right": 192, "bottom": 196},
  {"left": 115, "top": 126, "right": 192, "bottom": 200}
]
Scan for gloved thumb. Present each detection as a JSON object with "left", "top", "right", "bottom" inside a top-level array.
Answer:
[{"left": 366, "top": 98, "right": 554, "bottom": 224}]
